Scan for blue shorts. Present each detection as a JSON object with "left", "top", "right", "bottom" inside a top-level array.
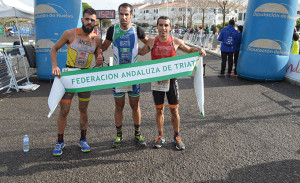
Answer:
[{"left": 113, "top": 84, "right": 141, "bottom": 98}]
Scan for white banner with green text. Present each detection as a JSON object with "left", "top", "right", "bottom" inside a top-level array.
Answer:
[{"left": 48, "top": 52, "right": 204, "bottom": 117}]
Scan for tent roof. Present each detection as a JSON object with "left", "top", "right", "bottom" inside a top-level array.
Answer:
[{"left": 0, "top": 0, "right": 34, "bottom": 21}]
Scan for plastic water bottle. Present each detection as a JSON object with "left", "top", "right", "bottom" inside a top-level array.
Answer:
[{"left": 23, "top": 135, "right": 29, "bottom": 152}]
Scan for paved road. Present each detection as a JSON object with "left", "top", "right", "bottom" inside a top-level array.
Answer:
[{"left": 0, "top": 42, "right": 300, "bottom": 182}]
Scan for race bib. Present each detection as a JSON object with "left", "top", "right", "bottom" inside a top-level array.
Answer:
[
  {"left": 151, "top": 80, "right": 170, "bottom": 92},
  {"left": 62, "top": 68, "right": 80, "bottom": 72},
  {"left": 116, "top": 85, "right": 133, "bottom": 92},
  {"left": 75, "top": 51, "right": 89, "bottom": 68}
]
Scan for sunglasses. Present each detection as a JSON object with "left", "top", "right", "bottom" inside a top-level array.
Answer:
[{"left": 84, "top": 18, "right": 96, "bottom": 22}]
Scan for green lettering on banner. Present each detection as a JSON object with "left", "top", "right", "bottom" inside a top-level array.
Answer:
[
  {"left": 146, "top": 68, "right": 150, "bottom": 74},
  {"left": 141, "top": 69, "right": 146, "bottom": 75},
  {"left": 81, "top": 77, "right": 85, "bottom": 84},
  {"left": 60, "top": 52, "right": 201, "bottom": 93},
  {"left": 174, "top": 63, "right": 179, "bottom": 69},
  {"left": 91, "top": 76, "right": 95, "bottom": 82},
  {"left": 163, "top": 66, "right": 168, "bottom": 71},
  {"left": 96, "top": 75, "right": 100, "bottom": 81},
  {"left": 114, "top": 73, "right": 119, "bottom": 79},
  {"left": 108, "top": 74, "right": 113, "bottom": 80},
  {"left": 132, "top": 71, "right": 136, "bottom": 77},
  {"left": 180, "top": 63, "right": 184, "bottom": 68}
]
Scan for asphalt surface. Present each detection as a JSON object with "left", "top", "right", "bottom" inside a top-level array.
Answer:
[{"left": 0, "top": 39, "right": 300, "bottom": 182}]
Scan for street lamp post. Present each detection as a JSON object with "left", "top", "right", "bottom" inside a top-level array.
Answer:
[
  {"left": 167, "top": 0, "right": 169, "bottom": 16},
  {"left": 185, "top": 0, "right": 188, "bottom": 28}
]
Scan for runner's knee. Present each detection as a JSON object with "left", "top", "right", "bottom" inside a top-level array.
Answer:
[
  {"left": 169, "top": 107, "right": 179, "bottom": 116},
  {"left": 156, "top": 107, "right": 164, "bottom": 115},
  {"left": 78, "top": 105, "right": 88, "bottom": 113},
  {"left": 59, "top": 108, "right": 70, "bottom": 117}
]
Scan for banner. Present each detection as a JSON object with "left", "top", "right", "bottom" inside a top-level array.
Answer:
[
  {"left": 286, "top": 54, "right": 300, "bottom": 82},
  {"left": 48, "top": 52, "right": 204, "bottom": 117}
]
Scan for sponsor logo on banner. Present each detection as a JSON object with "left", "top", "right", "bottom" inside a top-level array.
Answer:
[
  {"left": 285, "top": 54, "right": 300, "bottom": 81},
  {"left": 34, "top": 3, "right": 73, "bottom": 19},
  {"left": 247, "top": 39, "right": 289, "bottom": 55},
  {"left": 36, "top": 39, "right": 67, "bottom": 53},
  {"left": 253, "top": 3, "right": 296, "bottom": 20}
]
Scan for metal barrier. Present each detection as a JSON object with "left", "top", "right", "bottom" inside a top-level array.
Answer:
[{"left": 0, "top": 46, "right": 36, "bottom": 93}]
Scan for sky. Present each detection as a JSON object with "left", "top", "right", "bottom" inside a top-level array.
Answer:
[{"left": 19, "top": 0, "right": 144, "bottom": 11}]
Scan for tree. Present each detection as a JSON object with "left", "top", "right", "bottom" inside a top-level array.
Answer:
[
  {"left": 101, "top": 19, "right": 112, "bottom": 28},
  {"left": 82, "top": 2, "right": 92, "bottom": 11},
  {"left": 199, "top": 0, "right": 214, "bottom": 29},
  {"left": 216, "top": 0, "right": 247, "bottom": 28}
]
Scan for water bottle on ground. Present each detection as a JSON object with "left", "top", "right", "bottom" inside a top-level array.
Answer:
[{"left": 23, "top": 134, "right": 29, "bottom": 152}]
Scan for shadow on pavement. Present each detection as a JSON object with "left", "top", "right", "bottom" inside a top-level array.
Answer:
[
  {"left": 201, "top": 160, "right": 300, "bottom": 182},
  {"left": 0, "top": 140, "right": 149, "bottom": 177}
]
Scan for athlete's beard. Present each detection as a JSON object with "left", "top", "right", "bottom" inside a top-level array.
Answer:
[{"left": 82, "top": 24, "right": 94, "bottom": 34}]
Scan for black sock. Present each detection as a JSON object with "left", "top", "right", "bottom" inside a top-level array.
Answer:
[
  {"left": 116, "top": 125, "right": 122, "bottom": 137},
  {"left": 80, "top": 130, "right": 86, "bottom": 140},
  {"left": 134, "top": 124, "right": 141, "bottom": 136},
  {"left": 158, "top": 131, "right": 163, "bottom": 136},
  {"left": 174, "top": 131, "right": 179, "bottom": 139},
  {"left": 58, "top": 134, "right": 64, "bottom": 143}
]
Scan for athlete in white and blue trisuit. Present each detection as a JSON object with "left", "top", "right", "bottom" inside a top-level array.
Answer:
[{"left": 102, "top": 3, "right": 148, "bottom": 148}]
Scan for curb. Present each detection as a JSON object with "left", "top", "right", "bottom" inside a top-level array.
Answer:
[{"left": 284, "top": 77, "right": 300, "bottom": 87}]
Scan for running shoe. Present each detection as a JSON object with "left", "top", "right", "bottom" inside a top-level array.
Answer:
[
  {"left": 78, "top": 139, "right": 91, "bottom": 152},
  {"left": 53, "top": 142, "right": 65, "bottom": 156},
  {"left": 112, "top": 135, "right": 123, "bottom": 148},
  {"left": 173, "top": 137, "right": 185, "bottom": 150},
  {"left": 217, "top": 74, "right": 225, "bottom": 78},
  {"left": 135, "top": 135, "right": 147, "bottom": 147},
  {"left": 153, "top": 135, "right": 165, "bottom": 149}
]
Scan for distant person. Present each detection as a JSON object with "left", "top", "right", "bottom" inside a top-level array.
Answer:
[
  {"left": 211, "top": 24, "right": 219, "bottom": 35},
  {"left": 4, "top": 24, "right": 8, "bottom": 37},
  {"left": 291, "top": 32, "right": 299, "bottom": 55},
  {"left": 217, "top": 19, "right": 238, "bottom": 77},
  {"left": 232, "top": 25, "right": 243, "bottom": 75},
  {"left": 50, "top": 8, "right": 103, "bottom": 156},
  {"left": 205, "top": 26, "right": 210, "bottom": 34},
  {"left": 93, "top": 26, "right": 99, "bottom": 35}
]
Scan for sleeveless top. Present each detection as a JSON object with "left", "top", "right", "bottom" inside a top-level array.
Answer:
[
  {"left": 151, "top": 36, "right": 176, "bottom": 60},
  {"left": 66, "top": 28, "right": 97, "bottom": 68},
  {"left": 112, "top": 23, "right": 139, "bottom": 65}
]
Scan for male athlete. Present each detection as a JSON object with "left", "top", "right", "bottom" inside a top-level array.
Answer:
[
  {"left": 139, "top": 16, "right": 206, "bottom": 150},
  {"left": 51, "top": 8, "right": 103, "bottom": 156},
  {"left": 101, "top": 3, "right": 148, "bottom": 148}
]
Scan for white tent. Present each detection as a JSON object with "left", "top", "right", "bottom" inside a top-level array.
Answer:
[
  {"left": 0, "top": 0, "right": 33, "bottom": 21},
  {"left": 0, "top": 0, "right": 33, "bottom": 43},
  {"left": 0, "top": 0, "right": 34, "bottom": 90}
]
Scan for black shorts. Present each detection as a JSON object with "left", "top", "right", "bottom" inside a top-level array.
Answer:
[{"left": 152, "top": 78, "right": 179, "bottom": 108}]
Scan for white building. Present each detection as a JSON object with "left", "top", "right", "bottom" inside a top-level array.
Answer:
[{"left": 131, "top": 0, "right": 247, "bottom": 27}]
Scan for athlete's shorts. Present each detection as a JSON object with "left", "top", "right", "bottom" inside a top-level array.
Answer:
[
  {"left": 113, "top": 84, "right": 141, "bottom": 98},
  {"left": 60, "top": 92, "right": 91, "bottom": 103},
  {"left": 152, "top": 78, "right": 179, "bottom": 108}
]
